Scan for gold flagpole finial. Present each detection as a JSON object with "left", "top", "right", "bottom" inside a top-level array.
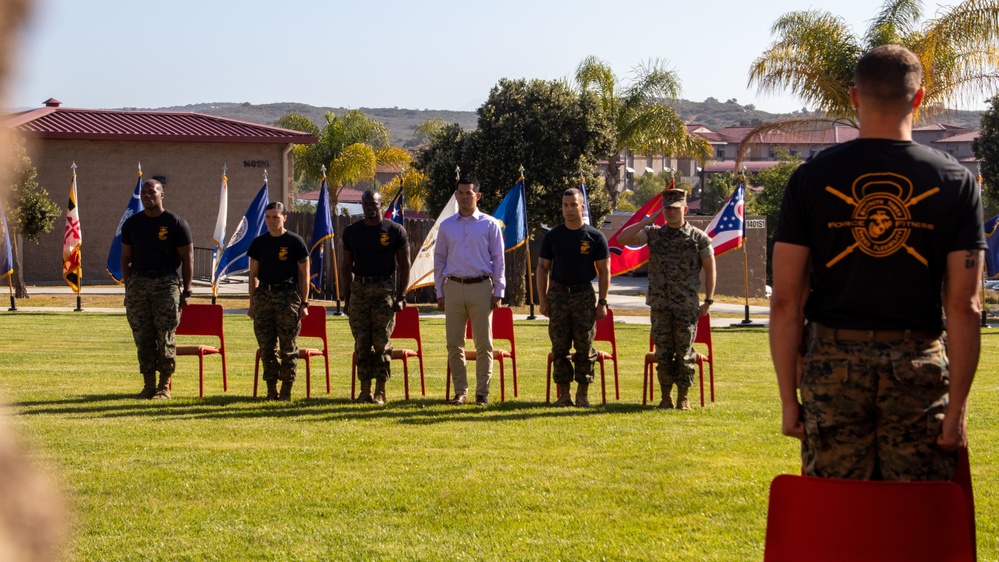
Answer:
[
  {"left": 263, "top": 169, "right": 268, "bottom": 183},
  {"left": 455, "top": 165, "right": 461, "bottom": 180},
  {"left": 71, "top": 162, "right": 77, "bottom": 173},
  {"left": 222, "top": 163, "right": 228, "bottom": 176},
  {"left": 519, "top": 164, "right": 525, "bottom": 178}
]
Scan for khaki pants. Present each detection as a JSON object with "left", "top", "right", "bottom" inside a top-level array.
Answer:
[{"left": 444, "top": 278, "right": 494, "bottom": 397}]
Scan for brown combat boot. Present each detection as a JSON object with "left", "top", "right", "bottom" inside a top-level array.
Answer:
[
  {"left": 657, "top": 382, "right": 674, "bottom": 409},
  {"left": 278, "top": 379, "right": 293, "bottom": 401},
  {"left": 676, "top": 386, "right": 692, "bottom": 411},
  {"left": 373, "top": 380, "right": 387, "bottom": 405},
  {"left": 136, "top": 372, "right": 156, "bottom": 399},
  {"left": 152, "top": 373, "right": 171, "bottom": 400},
  {"left": 353, "top": 379, "right": 374, "bottom": 403},
  {"left": 554, "top": 384, "right": 573, "bottom": 407},
  {"left": 265, "top": 380, "right": 279, "bottom": 400},
  {"left": 574, "top": 382, "right": 591, "bottom": 408}
]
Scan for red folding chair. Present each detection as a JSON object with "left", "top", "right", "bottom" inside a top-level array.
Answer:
[
  {"left": 764, "top": 450, "right": 977, "bottom": 561},
  {"left": 545, "top": 308, "right": 619, "bottom": 404},
  {"left": 175, "top": 303, "right": 228, "bottom": 398},
  {"left": 253, "top": 305, "right": 329, "bottom": 398},
  {"left": 643, "top": 313, "right": 714, "bottom": 406},
  {"left": 351, "top": 306, "right": 427, "bottom": 400},
  {"left": 445, "top": 306, "right": 518, "bottom": 402}
]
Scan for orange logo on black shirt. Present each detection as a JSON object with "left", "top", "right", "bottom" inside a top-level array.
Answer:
[
  {"left": 158, "top": 227, "right": 169, "bottom": 240},
  {"left": 580, "top": 240, "right": 591, "bottom": 255},
  {"left": 278, "top": 247, "right": 289, "bottom": 261},
  {"left": 824, "top": 172, "right": 937, "bottom": 268},
  {"left": 380, "top": 232, "right": 390, "bottom": 246}
]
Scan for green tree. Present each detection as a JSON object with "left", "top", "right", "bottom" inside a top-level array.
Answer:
[
  {"left": 575, "top": 56, "right": 713, "bottom": 208},
  {"left": 701, "top": 172, "right": 737, "bottom": 215},
  {"left": 3, "top": 139, "right": 61, "bottom": 297},
  {"left": 632, "top": 173, "right": 667, "bottom": 207},
  {"left": 747, "top": 154, "right": 803, "bottom": 283},
  {"left": 413, "top": 122, "right": 473, "bottom": 217},
  {"left": 746, "top": 0, "right": 999, "bottom": 157},
  {"left": 973, "top": 94, "right": 999, "bottom": 217}
]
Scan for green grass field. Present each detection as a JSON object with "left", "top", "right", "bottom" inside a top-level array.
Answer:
[{"left": 1, "top": 312, "right": 996, "bottom": 561}]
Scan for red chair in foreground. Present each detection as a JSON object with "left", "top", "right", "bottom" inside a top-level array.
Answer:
[
  {"left": 642, "top": 313, "right": 714, "bottom": 407},
  {"left": 175, "top": 303, "right": 228, "bottom": 398},
  {"left": 253, "top": 305, "right": 329, "bottom": 398},
  {"left": 545, "top": 308, "right": 619, "bottom": 404},
  {"left": 351, "top": 306, "right": 427, "bottom": 401},
  {"left": 445, "top": 307, "right": 518, "bottom": 402},
  {"left": 764, "top": 449, "right": 976, "bottom": 561}
]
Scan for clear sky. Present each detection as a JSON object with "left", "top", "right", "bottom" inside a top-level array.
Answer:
[{"left": 8, "top": 0, "right": 980, "bottom": 116}]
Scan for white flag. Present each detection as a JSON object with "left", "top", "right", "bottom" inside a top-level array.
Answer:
[
  {"left": 405, "top": 194, "right": 457, "bottom": 293},
  {"left": 211, "top": 169, "right": 228, "bottom": 290}
]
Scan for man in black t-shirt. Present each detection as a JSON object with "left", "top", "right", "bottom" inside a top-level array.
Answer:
[
  {"left": 247, "top": 202, "right": 310, "bottom": 401},
  {"left": 770, "top": 45, "right": 985, "bottom": 481},
  {"left": 536, "top": 188, "right": 610, "bottom": 407},
  {"left": 342, "top": 191, "right": 411, "bottom": 404},
  {"left": 121, "top": 179, "right": 194, "bottom": 399}
]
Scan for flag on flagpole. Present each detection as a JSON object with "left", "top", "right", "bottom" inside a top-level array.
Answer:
[
  {"left": 580, "top": 179, "right": 592, "bottom": 226},
  {"left": 406, "top": 194, "right": 458, "bottom": 292},
  {"left": 62, "top": 164, "right": 83, "bottom": 292},
  {"left": 0, "top": 197, "right": 13, "bottom": 279},
  {"left": 984, "top": 214, "right": 999, "bottom": 278},
  {"left": 214, "top": 182, "right": 269, "bottom": 282},
  {"left": 210, "top": 166, "right": 229, "bottom": 294},
  {"left": 384, "top": 185, "right": 404, "bottom": 224},
  {"left": 607, "top": 192, "right": 666, "bottom": 275},
  {"left": 493, "top": 178, "right": 528, "bottom": 252},
  {"left": 309, "top": 177, "right": 334, "bottom": 293},
  {"left": 106, "top": 167, "right": 143, "bottom": 283},
  {"left": 705, "top": 181, "right": 746, "bottom": 257}
]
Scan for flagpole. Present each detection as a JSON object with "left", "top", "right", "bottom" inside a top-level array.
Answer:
[
  {"left": 71, "top": 163, "right": 83, "bottom": 311},
  {"left": 731, "top": 175, "right": 764, "bottom": 328},
  {"left": 519, "top": 166, "right": 537, "bottom": 319},
  {"left": 6, "top": 273, "right": 14, "bottom": 311},
  {"left": 326, "top": 166, "right": 343, "bottom": 316}
]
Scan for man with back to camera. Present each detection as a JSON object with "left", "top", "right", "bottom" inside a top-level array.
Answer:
[
  {"left": 536, "top": 188, "right": 610, "bottom": 407},
  {"left": 769, "top": 44, "right": 984, "bottom": 480},
  {"left": 342, "top": 190, "right": 411, "bottom": 404},
  {"left": 617, "top": 188, "right": 715, "bottom": 411},
  {"left": 433, "top": 176, "right": 506, "bottom": 407},
  {"left": 247, "top": 202, "right": 310, "bottom": 401},
  {"left": 121, "top": 178, "right": 194, "bottom": 400}
]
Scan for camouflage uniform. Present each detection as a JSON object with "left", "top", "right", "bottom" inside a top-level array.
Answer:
[
  {"left": 348, "top": 278, "right": 397, "bottom": 382},
  {"left": 800, "top": 335, "right": 955, "bottom": 481},
  {"left": 548, "top": 287, "right": 597, "bottom": 385},
  {"left": 645, "top": 222, "right": 712, "bottom": 390},
  {"left": 253, "top": 287, "right": 303, "bottom": 383},
  {"left": 124, "top": 275, "right": 181, "bottom": 378}
]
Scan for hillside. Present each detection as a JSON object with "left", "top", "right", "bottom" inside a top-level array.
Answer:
[{"left": 143, "top": 100, "right": 985, "bottom": 146}]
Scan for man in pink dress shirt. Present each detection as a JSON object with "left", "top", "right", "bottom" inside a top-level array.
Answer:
[{"left": 434, "top": 177, "right": 506, "bottom": 406}]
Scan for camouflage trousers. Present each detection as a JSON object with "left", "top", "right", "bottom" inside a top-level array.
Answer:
[
  {"left": 348, "top": 279, "right": 396, "bottom": 382},
  {"left": 547, "top": 287, "right": 597, "bottom": 385},
  {"left": 650, "top": 307, "right": 697, "bottom": 390},
  {"left": 253, "top": 288, "right": 302, "bottom": 383},
  {"left": 124, "top": 275, "right": 181, "bottom": 376},
  {"left": 800, "top": 336, "right": 956, "bottom": 481}
]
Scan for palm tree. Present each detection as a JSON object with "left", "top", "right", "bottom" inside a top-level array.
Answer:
[
  {"left": 575, "top": 56, "right": 712, "bottom": 208},
  {"left": 745, "top": 0, "right": 999, "bottom": 160}
]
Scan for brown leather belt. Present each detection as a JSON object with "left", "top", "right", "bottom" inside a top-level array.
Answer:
[
  {"left": 448, "top": 275, "right": 490, "bottom": 284},
  {"left": 810, "top": 322, "right": 941, "bottom": 343}
]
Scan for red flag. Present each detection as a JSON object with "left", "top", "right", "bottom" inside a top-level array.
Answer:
[
  {"left": 62, "top": 165, "right": 82, "bottom": 292},
  {"left": 608, "top": 192, "right": 666, "bottom": 276}
]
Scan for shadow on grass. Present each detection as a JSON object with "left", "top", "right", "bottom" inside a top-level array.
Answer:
[{"left": 14, "top": 392, "right": 658, "bottom": 424}]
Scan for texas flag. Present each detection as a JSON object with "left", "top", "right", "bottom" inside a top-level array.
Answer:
[
  {"left": 384, "top": 186, "right": 404, "bottom": 225},
  {"left": 706, "top": 181, "right": 746, "bottom": 257}
]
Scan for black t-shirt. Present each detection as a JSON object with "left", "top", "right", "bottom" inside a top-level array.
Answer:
[
  {"left": 342, "top": 219, "right": 409, "bottom": 277},
  {"left": 247, "top": 231, "right": 309, "bottom": 284},
  {"left": 775, "top": 138, "right": 986, "bottom": 331},
  {"left": 539, "top": 224, "right": 610, "bottom": 285},
  {"left": 121, "top": 210, "right": 193, "bottom": 274}
]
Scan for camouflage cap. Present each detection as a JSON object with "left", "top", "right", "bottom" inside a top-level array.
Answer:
[{"left": 662, "top": 189, "right": 687, "bottom": 208}]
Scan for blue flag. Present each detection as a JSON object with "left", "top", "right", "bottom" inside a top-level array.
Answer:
[
  {"left": 0, "top": 196, "right": 13, "bottom": 279},
  {"left": 493, "top": 178, "right": 528, "bottom": 252},
  {"left": 106, "top": 173, "right": 143, "bottom": 283},
  {"left": 309, "top": 178, "right": 334, "bottom": 293},
  {"left": 214, "top": 182, "right": 269, "bottom": 281},
  {"left": 985, "top": 214, "right": 999, "bottom": 278},
  {"left": 383, "top": 186, "right": 404, "bottom": 225}
]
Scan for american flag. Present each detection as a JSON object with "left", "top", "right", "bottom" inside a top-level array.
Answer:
[
  {"left": 705, "top": 181, "right": 745, "bottom": 257},
  {"left": 384, "top": 186, "right": 404, "bottom": 224}
]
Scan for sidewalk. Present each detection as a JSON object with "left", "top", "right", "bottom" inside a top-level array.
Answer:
[{"left": 11, "top": 275, "right": 771, "bottom": 329}]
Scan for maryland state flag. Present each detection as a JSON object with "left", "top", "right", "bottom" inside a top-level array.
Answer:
[
  {"left": 607, "top": 192, "right": 666, "bottom": 275},
  {"left": 62, "top": 165, "right": 83, "bottom": 292}
]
